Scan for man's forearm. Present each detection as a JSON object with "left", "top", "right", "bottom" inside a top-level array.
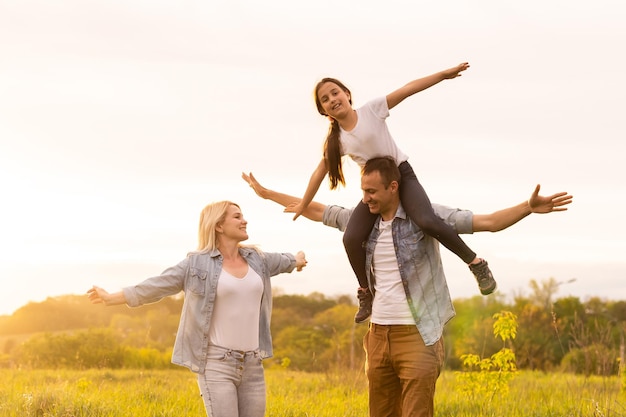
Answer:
[
  {"left": 261, "top": 189, "right": 325, "bottom": 223},
  {"left": 472, "top": 201, "right": 532, "bottom": 232},
  {"left": 262, "top": 188, "right": 300, "bottom": 208}
]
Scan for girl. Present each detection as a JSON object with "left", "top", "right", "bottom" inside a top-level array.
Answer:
[
  {"left": 290, "top": 62, "right": 495, "bottom": 323},
  {"left": 88, "top": 201, "right": 307, "bottom": 417}
]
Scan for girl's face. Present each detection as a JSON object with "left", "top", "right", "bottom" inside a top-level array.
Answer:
[
  {"left": 217, "top": 204, "right": 249, "bottom": 243},
  {"left": 316, "top": 82, "right": 352, "bottom": 119}
]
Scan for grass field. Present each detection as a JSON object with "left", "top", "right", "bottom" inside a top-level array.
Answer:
[{"left": 1, "top": 368, "right": 625, "bottom": 416}]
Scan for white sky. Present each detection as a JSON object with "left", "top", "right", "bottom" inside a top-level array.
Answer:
[{"left": 1, "top": 0, "right": 625, "bottom": 316}]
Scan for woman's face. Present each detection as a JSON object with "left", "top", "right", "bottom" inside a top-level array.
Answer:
[
  {"left": 218, "top": 204, "right": 249, "bottom": 242},
  {"left": 316, "top": 82, "right": 352, "bottom": 119}
]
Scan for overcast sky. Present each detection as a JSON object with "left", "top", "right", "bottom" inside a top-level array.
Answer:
[{"left": 1, "top": 0, "right": 625, "bottom": 316}]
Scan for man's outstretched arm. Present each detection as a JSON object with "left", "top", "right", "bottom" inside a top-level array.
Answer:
[
  {"left": 472, "top": 184, "right": 573, "bottom": 232},
  {"left": 242, "top": 172, "right": 327, "bottom": 222}
]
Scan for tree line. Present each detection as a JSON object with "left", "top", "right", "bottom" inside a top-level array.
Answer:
[{"left": 1, "top": 278, "right": 624, "bottom": 375}]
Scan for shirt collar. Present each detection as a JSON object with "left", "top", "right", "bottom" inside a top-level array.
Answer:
[
  {"left": 395, "top": 204, "right": 407, "bottom": 220},
  {"left": 377, "top": 203, "right": 407, "bottom": 228}
]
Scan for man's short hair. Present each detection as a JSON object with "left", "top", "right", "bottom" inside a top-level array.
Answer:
[{"left": 362, "top": 157, "right": 401, "bottom": 188}]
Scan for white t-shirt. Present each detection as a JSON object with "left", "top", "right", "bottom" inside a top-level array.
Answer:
[
  {"left": 370, "top": 218, "right": 415, "bottom": 325},
  {"left": 208, "top": 267, "right": 263, "bottom": 351},
  {"left": 339, "top": 96, "right": 409, "bottom": 167}
]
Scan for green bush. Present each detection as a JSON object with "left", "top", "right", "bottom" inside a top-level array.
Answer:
[{"left": 560, "top": 344, "right": 619, "bottom": 376}]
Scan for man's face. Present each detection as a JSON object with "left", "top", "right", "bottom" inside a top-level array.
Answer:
[{"left": 361, "top": 170, "right": 399, "bottom": 220}]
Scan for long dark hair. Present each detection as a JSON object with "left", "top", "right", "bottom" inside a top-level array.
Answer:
[{"left": 314, "top": 78, "right": 352, "bottom": 190}]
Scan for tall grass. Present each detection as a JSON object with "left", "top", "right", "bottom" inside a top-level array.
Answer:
[
  {"left": 266, "top": 369, "right": 368, "bottom": 416},
  {"left": 0, "top": 369, "right": 203, "bottom": 416},
  {"left": 1, "top": 368, "right": 625, "bottom": 416},
  {"left": 437, "top": 370, "right": 626, "bottom": 417}
]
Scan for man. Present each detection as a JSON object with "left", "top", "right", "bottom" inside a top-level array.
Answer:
[{"left": 242, "top": 158, "right": 572, "bottom": 417}]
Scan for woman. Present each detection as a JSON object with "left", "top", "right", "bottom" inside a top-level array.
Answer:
[{"left": 88, "top": 200, "right": 307, "bottom": 417}]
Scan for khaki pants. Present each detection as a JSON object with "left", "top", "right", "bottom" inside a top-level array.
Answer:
[{"left": 364, "top": 323, "right": 445, "bottom": 417}]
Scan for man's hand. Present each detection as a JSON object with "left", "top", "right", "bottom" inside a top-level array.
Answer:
[
  {"left": 242, "top": 171, "right": 326, "bottom": 222},
  {"left": 242, "top": 172, "right": 269, "bottom": 199},
  {"left": 529, "top": 184, "right": 573, "bottom": 213},
  {"left": 284, "top": 202, "right": 298, "bottom": 214}
]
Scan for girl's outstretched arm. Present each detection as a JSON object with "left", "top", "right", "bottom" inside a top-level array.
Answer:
[
  {"left": 292, "top": 159, "right": 328, "bottom": 220},
  {"left": 386, "top": 62, "right": 469, "bottom": 109}
]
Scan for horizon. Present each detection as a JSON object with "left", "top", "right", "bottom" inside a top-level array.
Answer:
[{"left": 0, "top": 273, "right": 596, "bottom": 318}]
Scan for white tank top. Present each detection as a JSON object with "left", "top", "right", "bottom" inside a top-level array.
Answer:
[{"left": 208, "top": 267, "right": 263, "bottom": 351}]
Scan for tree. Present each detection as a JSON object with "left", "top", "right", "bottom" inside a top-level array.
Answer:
[
  {"left": 311, "top": 304, "right": 366, "bottom": 370},
  {"left": 15, "top": 329, "right": 125, "bottom": 369},
  {"left": 455, "top": 311, "right": 518, "bottom": 407},
  {"left": 446, "top": 295, "right": 507, "bottom": 369}
]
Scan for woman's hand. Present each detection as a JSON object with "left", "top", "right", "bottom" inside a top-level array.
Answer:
[
  {"left": 87, "top": 286, "right": 126, "bottom": 306},
  {"left": 87, "top": 286, "right": 109, "bottom": 305},
  {"left": 295, "top": 251, "right": 307, "bottom": 271}
]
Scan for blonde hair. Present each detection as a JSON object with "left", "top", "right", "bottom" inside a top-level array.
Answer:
[{"left": 196, "top": 201, "right": 240, "bottom": 253}]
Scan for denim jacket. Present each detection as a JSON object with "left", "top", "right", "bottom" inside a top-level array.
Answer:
[
  {"left": 323, "top": 203, "right": 474, "bottom": 346},
  {"left": 123, "top": 247, "right": 297, "bottom": 373}
]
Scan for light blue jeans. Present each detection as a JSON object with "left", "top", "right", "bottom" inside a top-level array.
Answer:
[{"left": 197, "top": 345, "right": 265, "bottom": 417}]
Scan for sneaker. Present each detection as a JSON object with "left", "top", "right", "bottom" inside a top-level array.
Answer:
[
  {"left": 354, "top": 288, "right": 372, "bottom": 323},
  {"left": 469, "top": 259, "right": 497, "bottom": 295}
]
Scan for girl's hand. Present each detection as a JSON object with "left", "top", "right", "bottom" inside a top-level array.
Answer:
[
  {"left": 295, "top": 251, "right": 307, "bottom": 271},
  {"left": 289, "top": 202, "right": 305, "bottom": 220},
  {"left": 442, "top": 62, "right": 470, "bottom": 79}
]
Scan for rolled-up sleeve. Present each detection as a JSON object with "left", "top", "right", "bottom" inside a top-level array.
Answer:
[
  {"left": 322, "top": 205, "right": 354, "bottom": 232},
  {"left": 432, "top": 204, "right": 474, "bottom": 235},
  {"left": 263, "top": 252, "right": 296, "bottom": 276}
]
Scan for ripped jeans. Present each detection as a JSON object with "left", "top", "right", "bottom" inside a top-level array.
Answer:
[{"left": 197, "top": 345, "right": 265, "bottom": 417}]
